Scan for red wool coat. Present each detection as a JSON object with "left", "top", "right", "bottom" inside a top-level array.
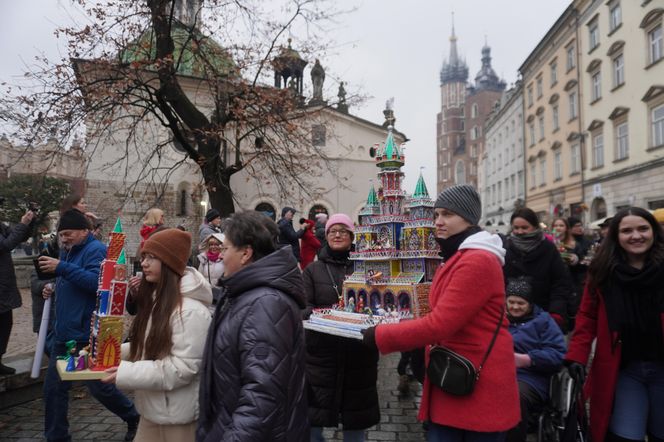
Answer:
[
  {"left": 300, "top": 220, "right": 321, "bottom": 269},
  {"left": 375, "top": 249, "right": 520, "bottom": 432},
  {"left": 565, "top": 285, "right": 664, "bottom": 442}
]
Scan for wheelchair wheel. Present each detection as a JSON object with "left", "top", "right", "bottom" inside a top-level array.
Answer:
[{"left": 538, "top": 411, "right": 561, "bottom": 442}]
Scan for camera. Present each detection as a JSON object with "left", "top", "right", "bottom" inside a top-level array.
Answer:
[{"left": 27, "top": 202, "right": 40, "bottom": 215}]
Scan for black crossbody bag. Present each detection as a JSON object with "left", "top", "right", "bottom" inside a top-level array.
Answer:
[{"left": 427, "top": 308, "right": 505, "bottom": 396}]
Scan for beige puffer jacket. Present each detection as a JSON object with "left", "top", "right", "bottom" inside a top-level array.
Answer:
[{"left": 116, "top": 267, "right": 212, "bottom": 425}]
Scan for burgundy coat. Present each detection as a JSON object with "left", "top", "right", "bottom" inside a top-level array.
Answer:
[
  {"left": 375, "top": 249, "right": 520, "bottom": 432},
  {"left": 565, "top": 284, "right": 664, "bottom": 442}
]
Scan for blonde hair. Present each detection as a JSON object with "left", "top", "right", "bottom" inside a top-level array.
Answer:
[{"left": 142, "top": 208, "right": 164, "bottom": 226}]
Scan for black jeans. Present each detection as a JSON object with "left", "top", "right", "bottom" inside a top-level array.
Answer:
[
  {"left": 506, "top": 381, "right": 544, "bottom": 442},
  {"left": 0, "top": 310, "right": 12, "bottom": 356}
]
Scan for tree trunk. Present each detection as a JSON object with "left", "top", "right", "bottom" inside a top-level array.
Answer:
[{"left": 207, "top": 173, "right": 235, "bottom": 217}]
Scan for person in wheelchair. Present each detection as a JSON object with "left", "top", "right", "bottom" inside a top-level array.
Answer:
[{"left": 505, "top": 277, "right": 567, "bottom": 442}]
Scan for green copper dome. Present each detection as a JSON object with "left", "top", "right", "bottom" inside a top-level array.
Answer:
[{"left": 121, "top": 21, "right": 236, "bottom": 78}]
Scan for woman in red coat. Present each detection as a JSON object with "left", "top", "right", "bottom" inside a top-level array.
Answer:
[
  {"left": 363, "top": 185, "right": 519, "bottom": 441},
  {"left": 300, "top": 218, "right": 321, "bottom": 269},
  {"left": 566, "top": 207, "right": 664, "bottom": 442}
]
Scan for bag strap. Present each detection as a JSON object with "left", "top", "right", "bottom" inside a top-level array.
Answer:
[
  {"left": 324, "top": 264, "right": 341, "bottom": 297},
  {"left": 476, "top": 307, "right": 506, "bottom": 377}
]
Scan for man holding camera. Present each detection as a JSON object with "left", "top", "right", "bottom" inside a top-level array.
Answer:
[
  {"left": 277, "top": 207, "right": 311, "bottom": 264},
  {"left": 39, "top": 209, "right": 139, "bottom": 441},
  {"left": 0, "top": 208, "right": 35, "bottom": 375}
]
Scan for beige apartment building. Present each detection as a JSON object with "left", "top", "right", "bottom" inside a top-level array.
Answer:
[
  {"left": 519, "top": 4, "right": 586, "bottom": 224},
  {"left": 578, "top": 0, "right": 664, "bottom": 219}
]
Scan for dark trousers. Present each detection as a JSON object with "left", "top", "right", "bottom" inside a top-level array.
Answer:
[
  {"left": 427, "top": 423, "right": 506, "bottom": 442},
  {"left": 0, "top": 310, "right": 12, "bottom": 355},
  {"left": 506, "top": 381, "right": 544, "bottom": 442},
  {"left": 44, "top": 340, "right": 139, "bottom": 442}
]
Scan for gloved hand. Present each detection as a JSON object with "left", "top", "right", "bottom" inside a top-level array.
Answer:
[
  {"left": 361, "top": 326, "right": 377, "bottom": 351},
  {"left": 564, "top": 360, "right": 586, "bottom": 385}
]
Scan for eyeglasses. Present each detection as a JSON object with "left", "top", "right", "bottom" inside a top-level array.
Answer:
[
  {"left": 328, "top": 229, "right": 350, "bottom": 237},
  {"left": 208, "top": 242, "right": 221, "bottom": 248}
]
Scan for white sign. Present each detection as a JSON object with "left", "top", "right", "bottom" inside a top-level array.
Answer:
[{"left": 593, "top": 183, "right": 602, "bottom": 197}]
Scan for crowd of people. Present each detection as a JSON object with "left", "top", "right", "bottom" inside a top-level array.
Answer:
[{"left": 1, "top": 189, "right": 663, "bottom": 442}]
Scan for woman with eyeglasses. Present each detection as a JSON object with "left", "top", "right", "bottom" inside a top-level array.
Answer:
[
  {"left": 197, "top": 233, "right": 225, "bottom": 287},
  {"left": 197, "top": 211, "right": 308, "bottom": 441},
  {"left": 102, "top": 229, "right": 212, "bottom": 442},
  {"left": 302, "top": 213, "right": 379, "bottom": 442}
]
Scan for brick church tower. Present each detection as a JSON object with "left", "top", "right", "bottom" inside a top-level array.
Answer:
[
  {"left": 436, "top": 19, "right": 468, "bottom": 193},
  {"left": 436, "top": 19, "right": 505, "bottom": 192}
]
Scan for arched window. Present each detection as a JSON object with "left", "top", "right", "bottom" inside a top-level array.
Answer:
[
  {"left": 455, "top": 160, "right": 466, "bottom": 185},
  {"left": 591, "top": 197, "right": 607, "bottom": 221},
  {"left": 176, "top": 182, "right": 191, "bottom": 216},
  {"left": 255, "top": 202, "right": 276, "bottom": 221},
  {"left": 370, "top": 290, "right": 381, "bottom": 311},
  {"left": 384, "top": 291, "right": 395, "bottom": 309}
]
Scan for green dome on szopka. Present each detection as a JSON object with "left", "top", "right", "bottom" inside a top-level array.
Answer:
[
  {"left": 409, "top": 172, "right": 434, "bottom": 207},
  {"left": 376, "top": 126, "right": 404, "bottom": 168},
  {"left": 112, "top": 218, "right": 123, "bottom": 233},
  {"left": 120, "top": 20, "right": 236, "bottom": 78},
  {"left": 360, "top": 185, "right": 381, "bottom": 216}
]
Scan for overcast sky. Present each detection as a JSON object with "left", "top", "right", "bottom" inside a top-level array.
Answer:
[{"left": 1, "top": 0, "right": 571, "bottom": 194}]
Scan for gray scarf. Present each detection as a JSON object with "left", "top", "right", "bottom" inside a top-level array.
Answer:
[{"left": 509, "top": 230, "right": 544, "bottom": 255}]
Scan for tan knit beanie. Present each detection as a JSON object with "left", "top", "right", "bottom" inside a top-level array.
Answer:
[{"left": 141, "top": 228, "right": 191, "bottom": 276}]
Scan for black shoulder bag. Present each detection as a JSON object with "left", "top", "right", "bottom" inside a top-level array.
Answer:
[{"left": 427, "top": 308, "right": 505, "bottom": 396}]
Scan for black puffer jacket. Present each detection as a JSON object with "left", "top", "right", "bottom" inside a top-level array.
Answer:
[
  {"left": 503, "top": 238, "right": 574, "bottom": 319},
  {"left": 302, "top": 246, "right": 380, "bottom": 431},
  {"left": 0, "top": 222, "right": 30, "bottom": 314},
  {"left": 197, "top": 246, "right": 308, "bottom": 442}
]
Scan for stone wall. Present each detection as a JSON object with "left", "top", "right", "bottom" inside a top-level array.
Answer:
[{"left": 85, "top": 179, "right": 203, "bottom": 260}]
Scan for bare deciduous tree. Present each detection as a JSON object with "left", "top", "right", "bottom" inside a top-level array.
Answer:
[{"left": 1, "top": 0, "right": 356, "bottom": 216}]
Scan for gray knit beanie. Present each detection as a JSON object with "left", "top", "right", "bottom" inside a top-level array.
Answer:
[{"left": 434, "top": 184, "right": 481, "bottom": 225}]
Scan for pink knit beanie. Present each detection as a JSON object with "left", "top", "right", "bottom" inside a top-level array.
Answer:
[{"left": 325, "top": 213, "right": 355, "bottom": 236}]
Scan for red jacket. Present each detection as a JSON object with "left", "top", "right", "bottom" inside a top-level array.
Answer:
[
  {"left": 375, "top": 249, "right": 520, "bottom": 432},
  {"left": 300, "top": 220, "right": 321, "bottom": 269},
  {"left": 565, "top": 284, "right": 664, "bottom": 442}
]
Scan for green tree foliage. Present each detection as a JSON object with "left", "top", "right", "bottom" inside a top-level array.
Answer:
[{"left": 0, "top": 175, "right": 71, "bottom": 232}]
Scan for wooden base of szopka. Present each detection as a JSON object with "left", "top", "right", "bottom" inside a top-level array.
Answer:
[{"left": 56, "top": 360, "right": 109, "bottom": 381}]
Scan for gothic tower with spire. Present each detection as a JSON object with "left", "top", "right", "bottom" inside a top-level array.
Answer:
[
  {"left": 436, "top": 15, "right": 468, "bottom": 193},
  {"left": 462, "top": 39, "right": 506, "bottom": 190},
  {"left": 436, "top": 19, "right": 506, "bottom": 193}
]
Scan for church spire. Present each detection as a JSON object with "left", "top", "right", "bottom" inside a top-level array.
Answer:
[{"left": 440, "top": 13, "right": 468, "bottom": 85}]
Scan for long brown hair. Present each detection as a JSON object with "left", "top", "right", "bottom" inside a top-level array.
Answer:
[
  {"left": 587, "top": 207, "right": 664, "bottom": 292},
  {"left": 552, "top": 217, "right": 573, "bottom": 246},
  {"left": 128, "top": 263, "right": 182, "bottom": 361}
]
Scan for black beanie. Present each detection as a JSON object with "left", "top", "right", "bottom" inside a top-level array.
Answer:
[
  {"left": 205, "top": 208, "right": 221, "bottom": 223},
  {"left": 434, "top": 185, "right": 481, "bottom": 225},
  {"left": 57, "top": 209, "right": 90, "bottom": 232},
  {"left": 506, "top": 277, "right": 532, "bottom": 303}
]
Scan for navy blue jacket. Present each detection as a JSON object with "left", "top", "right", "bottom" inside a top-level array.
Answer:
[
  {"left": 509, "top": 306, "right": 566, "bottom": 400},
  {"left": 53, "top": 233, "right": 106, "bottom": 343}
]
